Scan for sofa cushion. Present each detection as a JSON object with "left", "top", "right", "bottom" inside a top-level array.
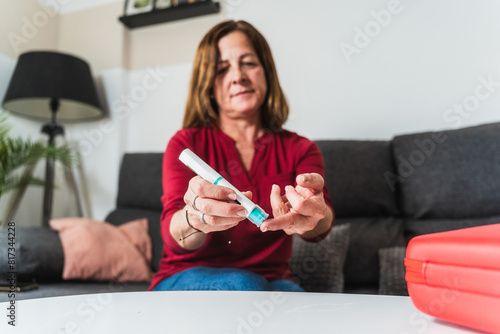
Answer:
[
  {"left": 315, "top": 140, "right": 399, "bottom": 217},
  {"left": 404, "top": 215, "right": 500, "bottom": 242},
  {"left": 0, "top": 227, "right": 63, "bottom": 282},
  {"left": 0, "top": 281, "right": 150, "bottom": 302},
  {"left": 116, "top": 153, "right": 163, "bottom": 211},
  {"left": 289, "top": 223, "right": 350, "bottom": 293},
  {"left": 335, "top": 217, "right": 406, "bottom": 288},
  {"left": 50, "top": 218, "right": 152, "bottom": 282},
  {"left": 105, "top": 208, "right": 163, "bottom": 273},
  {"left": 392, "top": 122, "right": 500, "bottom": 219},
  {"left": 378, "top": 246, "right": 408, "bottom": 296}
]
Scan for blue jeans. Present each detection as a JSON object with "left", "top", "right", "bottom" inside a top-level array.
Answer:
[{"left": 153, "top": 267, "right": 304, "bottom": 292}]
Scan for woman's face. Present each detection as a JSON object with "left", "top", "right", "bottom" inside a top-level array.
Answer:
[{"left": 213, "top": 31, "right": 268, "bottom": 122}]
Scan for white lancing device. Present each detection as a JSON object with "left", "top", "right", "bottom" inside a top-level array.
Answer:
[{"left": 179, "top": 148, "right": 269, "bottom": 227}]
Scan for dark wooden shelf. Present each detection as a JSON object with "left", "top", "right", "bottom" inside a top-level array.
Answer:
[{"left": 119, "top": 1, "right": 220, "bottom": 29}]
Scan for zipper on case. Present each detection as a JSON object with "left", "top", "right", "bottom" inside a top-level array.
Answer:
[{"left": 405, "top": 258, "right": 426, "bottom": 284}]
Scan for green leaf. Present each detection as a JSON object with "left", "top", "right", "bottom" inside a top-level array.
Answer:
[{"left": 0, "top": 113, "right": 77, "bottom": 201}]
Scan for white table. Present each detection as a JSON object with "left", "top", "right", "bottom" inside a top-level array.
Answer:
[{"left": 1, "top": 291, "right": 482, "bottom": 333}]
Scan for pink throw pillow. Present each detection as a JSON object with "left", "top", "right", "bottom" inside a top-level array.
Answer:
[{"left": 50, "top": 217, "right": 152, "bottom": 282}]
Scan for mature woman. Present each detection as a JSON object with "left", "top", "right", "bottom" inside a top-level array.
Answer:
[{"left": 150, "top": 20, "right": 334, "bottom": 292}]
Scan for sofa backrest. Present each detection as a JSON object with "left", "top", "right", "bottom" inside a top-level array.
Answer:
[
  {"left": 111, "top": 123, "right": 500, "bottom": 222},
  {"left": 392, "top": 122, "right": 500, "bottom": 220},
  {"left": 116, "top": 153, "right": 164, "bottom": 211},
  {"left": 316, "top": 140, "right": 400, "bottom": 218}
]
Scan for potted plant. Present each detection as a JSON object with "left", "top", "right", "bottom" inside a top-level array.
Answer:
[{"left": 0, "top": 113, "right": 75, "bottom": 226}]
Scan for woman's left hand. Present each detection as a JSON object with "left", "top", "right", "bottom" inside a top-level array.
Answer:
[{"left": 260, "top": 173, "right": 329, "bottom": 235}]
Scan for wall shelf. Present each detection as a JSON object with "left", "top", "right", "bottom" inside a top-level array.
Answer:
[{"left": 119, "top": 1, "right": 220, "bottom": 29}]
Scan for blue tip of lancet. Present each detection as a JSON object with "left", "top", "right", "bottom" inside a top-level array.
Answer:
[{"left": 248, "top": 207, "right": 268, "bottom": 227}]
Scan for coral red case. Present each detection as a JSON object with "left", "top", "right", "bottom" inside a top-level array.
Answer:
[{"left": 405, "top": 224, "right": 500, "bottom": 334}]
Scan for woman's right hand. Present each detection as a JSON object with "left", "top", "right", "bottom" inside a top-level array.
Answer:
[{"left": 183, "top": 176, "right": 250, "bottom": 234}]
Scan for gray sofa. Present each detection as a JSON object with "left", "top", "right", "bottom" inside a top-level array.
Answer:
[{"left": 1, "top": 121, "right": 499, "bottom": 301}]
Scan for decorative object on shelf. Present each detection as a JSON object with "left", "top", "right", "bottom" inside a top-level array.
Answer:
[
  {"left": 155, "top": 0, "right": 172, "bottom": 10},
  {"left": 172, "top": 0, "right": 201, "bottom": 6},
  {"left": 2, "top": 51, "right": 105, "bottom": 227},
  {"left": 125, "top": 0, "right": 154, "bottom": 15},
  {"left": 119, "top": 0, "right": 219, "bottom": 29}
]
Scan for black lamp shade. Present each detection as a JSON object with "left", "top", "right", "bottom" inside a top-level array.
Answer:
[{"left": 2, "top": 51, "right": 103, "bottom": 122}]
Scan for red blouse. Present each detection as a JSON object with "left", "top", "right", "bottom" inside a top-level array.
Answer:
[{"left": 149, "top": 124, "right": 332, "bottom": 290}]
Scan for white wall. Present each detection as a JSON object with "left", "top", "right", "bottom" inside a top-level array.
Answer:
[
  {"left": 223, "top": 0, "right": 500, "bottom": 140},
  {"left": 39, "top": 0, "right": 123, "bottom": 14},
  {"left": 124, "top": 0, "right": 500, "bottom": 143},
  {"left": 2, "top": 0, "right": 500, "bottom": 226}
]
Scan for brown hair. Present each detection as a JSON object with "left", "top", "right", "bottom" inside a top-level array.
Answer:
[{"left": 182, "top": 20, "right": 288, "bottom": 131}]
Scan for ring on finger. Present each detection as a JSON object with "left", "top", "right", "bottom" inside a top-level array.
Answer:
[
  {"left": 199, "top": 212, "right": 208, "bottom": 225},
  {"left": 192, "top": 195, "right": 200, "bottom": 212}
]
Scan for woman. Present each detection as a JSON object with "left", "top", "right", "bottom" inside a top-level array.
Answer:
[{"left": 150, "top": 20, "right": 334, "bottom": 292}]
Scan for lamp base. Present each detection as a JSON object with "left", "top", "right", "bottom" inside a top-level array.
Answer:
[
  {"left": 41, "top": 121, "right": 65, "bottom": 227},
  {"left": 41, "top": 123, "right": 64, "bottom": 139}
]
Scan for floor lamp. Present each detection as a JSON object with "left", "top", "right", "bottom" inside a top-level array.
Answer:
[{"left": 2, "top": 51, "right": 104, "bottom": 227}]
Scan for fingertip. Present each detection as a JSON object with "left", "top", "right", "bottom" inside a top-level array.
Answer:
[
  {"left": 260, "top": 222, "right": 271, "bottom": 232},
  {"left": 243, "top": 190, "right": 253, "bottom": 200}
]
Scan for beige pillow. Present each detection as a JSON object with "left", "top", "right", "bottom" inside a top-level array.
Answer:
[{"left": 50, "top": 217, "right": 152, "bottom": 282}]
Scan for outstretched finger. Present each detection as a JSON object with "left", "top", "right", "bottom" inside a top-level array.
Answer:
[
  {"left": 296, "top": 173, "right": 324, "bottom": 195},
  {"left": 284, "top": 185, "right": 323, "bottom": 216},
  {"left": 270, "top": 184, "right": 289, "bottom": 218}
]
